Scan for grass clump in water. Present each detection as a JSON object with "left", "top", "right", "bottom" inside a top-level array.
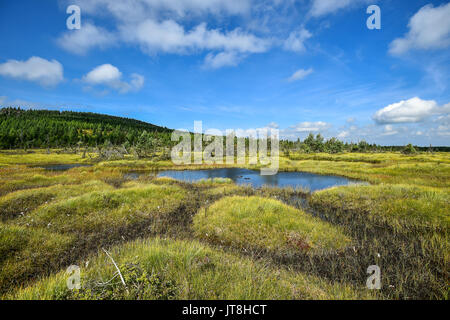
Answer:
[
  {"left": 196, "top": 177, "right": 233, "bottom": 185},
  {"left": 193, "top": 196, "right": 351, "bottom": 253}
]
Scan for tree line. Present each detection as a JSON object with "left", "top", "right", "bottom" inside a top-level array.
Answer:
[
  {"left": 1, "top": 108, "right": 448, "bottom": 154},
  {"left": 0, "top": 107, "right": 172, "bottom": 150}
]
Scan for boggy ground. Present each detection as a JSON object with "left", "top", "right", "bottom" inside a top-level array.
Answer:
[{"left": 0, "top": 150, "right": 448, "bottom": 299}]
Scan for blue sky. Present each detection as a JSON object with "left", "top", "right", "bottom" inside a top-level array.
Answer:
[{"left": 0, "top": 0, "right": 449, "bottom": 146}]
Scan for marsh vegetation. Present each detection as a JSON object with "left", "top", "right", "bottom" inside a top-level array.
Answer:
[{"left": 0, "top": 149, "right": 448, "bottom": 300}]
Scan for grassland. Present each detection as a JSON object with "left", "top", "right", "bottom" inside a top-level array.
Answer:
[{"left": 0, "top": 149, "right": 448, "bottom": 300}]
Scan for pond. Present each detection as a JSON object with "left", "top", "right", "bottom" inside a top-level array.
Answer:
[
  {"left": 38, "top": 164, "right": 93, "bottom": 171},
  {"left": 156, "top": 168, "right": 364, "bottom": 191}
]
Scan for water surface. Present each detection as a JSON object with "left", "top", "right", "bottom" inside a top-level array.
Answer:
[
  {"left": 39, "top": 164, "right": 92, "bottom": 171},
  {"left": 157, "top": 168, "right": 364, "bottom": 191}
]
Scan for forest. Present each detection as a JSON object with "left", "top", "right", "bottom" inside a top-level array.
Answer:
[{"left": 1, "top": 107, "right": 448, "bottom": 154}]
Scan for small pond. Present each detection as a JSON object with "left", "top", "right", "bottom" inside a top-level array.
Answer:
[
  {"left": 38, "top": 164, "right": 93, "bottom": 171},
  {"left": 157, "top": 168, "right": 364, "bottom": 191}
]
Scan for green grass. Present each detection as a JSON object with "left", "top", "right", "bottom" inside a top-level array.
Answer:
[
  {"left": 0, "top": 150, "right": 448, "bottom": 299},
  {"left": 0, "top": 149, "right": 89, "bottom": 166},
  {"left": 5, "top": 237, "right": 374, "bottom": 300},
  {"left": 195, "top": 177, "right": 234, "bottom": 185},
  {"left": 307, "top": 184, "right": 449, "bottom": 299},
  {"left": 0, "top": 181, "right": 113, "bottom": 221},
  {"left": 0, "top": 224, "right": 75, "bottom": 293},
  {"left": 310, "top": 184, "right": 449, "bottom": 230},
  {"left": 20, "top": 183, "right": 187, "bottom": 236},
  {"left": 0, "top": 165, "right": 128, "bottom": 196},
  {"left": 193, "top": 196, "right": 351, "bottom": 253}
]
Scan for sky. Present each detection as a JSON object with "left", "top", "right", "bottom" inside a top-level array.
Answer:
[{"left": 0, "top": 0, "right": 449, "bottom": 146}]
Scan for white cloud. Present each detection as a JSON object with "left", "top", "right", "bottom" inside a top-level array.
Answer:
[
  {"left": 123, "top": 20, "right": 270, "bottom": 55},
  {"left": 389, "top": 3, "right": 450, "bottom": 55},
  {"left": 129, "top": 73, "right": 145, "bottom": 90},
  {"left": 70, "top": 0, "right": 252, "bottom": 21},
  {"left": 310, "top": 0, "right": 352, "bottom": 17},
  {"left": 283, "top": 28, "right": 312, "bottom": 52},
  {"left": 267, "top": 122, "right": 279, "bottom": 129},
  {"left": 0, "top": 56, "right": 63, "bottom": 86},
  {"left": 204, "top": 51, "right": 242, "bottom": 69},
  {"left": 83, "top": 64, "right": 121, "bottom": 84},
  {"left": 337, "top": 131, "right": 349, "bottom": 138},
  {"left": 57, "top": 23, "right": 116, "bottom": 55},
  {"left": 373, "top": 97, "right": 450, "bottom": 124},
  {"left": 309, "top": 0, "right": 370, "bottom": 17},
  {"left": 291, "top": 121, "right": 331, "bottom": 132},
  {"left": 288, "top": 68, "right": 313, "bottom": 82},
  {"left": 381, "top": 124, "right": 399, "bottom": 136},
  {"left": 82, "top": 64, "right": 144, "bottom": 93},
  {"left": 58, "top": 1, "right": 269, "bottom": 69}
]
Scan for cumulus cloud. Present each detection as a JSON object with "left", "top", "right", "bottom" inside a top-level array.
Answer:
[
  {"left": 82, "top": 64, "right": 144, "bottom": 93},
  {"left": 279, "top": 121, "right": 332, "bottom": 139},
  {"left": 203, "top": 51, "right": 243, "bottom": 69},
  {"left": 283, "top": 28, "right": 312, "bottom": 53},
  {"left": 0, "top": 56, "right": 63, "bottom": 86},
  {"left": 310, "top": 0, "right": 352, "bottom": 17},
  {"left": 123, "top": 20, "right": 270, "bottom": 55},
  {"left": 381, "top": 124, "right": 399, "bottom": 136},
  {"left": 309, "top": 0, "right": 370, "bottom": 17},
  {"left": 70, "top": 0, "right": 251, "bottom": 20},
  {"left": 290, "top": 121, "right": 331, "bottom": 132},
  {"left": 389, "top": 3, "right": 450, "bottom": 55},
  {"left": 373, "top": 97, "right": 450, "bottom": 124},
  {"left": 57, "top": 23, "right": 116, "bottom": 55},
  {"left": 288, "top": 68, "right": 313, "bottom": 82},
  {"left": 58, "top": 1, "right": 270, "bottom": 68}
]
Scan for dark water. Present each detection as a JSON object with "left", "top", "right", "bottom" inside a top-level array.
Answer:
[
  {"left": 39, "top": 164, "right": 92, "bottom": 171},
  {"left": 157, "top": 168, "right": 364, "bottom": 191}
]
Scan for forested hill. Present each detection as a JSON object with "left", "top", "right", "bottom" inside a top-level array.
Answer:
[
  {"left": 1, "top": 107, "right": 448, "bottom": 152},
  {"left": 0, "top": 107, "right": 172, "bottom": 149}
]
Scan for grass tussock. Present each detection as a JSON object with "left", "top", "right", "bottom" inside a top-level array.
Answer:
[
  {"left": 21, "top": 183, "right": 187, "bottom": 236},
  {"left": 0, "top": 223, "right": 75, "bottom": 292},
  {"left": 0, "top": 150, "right": 89, "bottom": 166},
  {"left": 0, "top": 165, "right": 126, "bottom": 196},
  {"left": 0, "top": 181, "right": 113, "bottom": 221},
  {"left": 310, "top": 184, "right": 449, "bottom": 230},
  {"left": 5, "top": 237, "right": 374, "bottom": 300},
  {"left": 307, "top": 184, "right": 449, "bottom": 299},
  {"left": 193, "top": 196, "right": 351, "bottom": 253}
]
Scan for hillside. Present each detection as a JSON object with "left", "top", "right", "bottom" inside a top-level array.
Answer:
[
  {"left": 1, "top": 107, "right": 448, "bottom": 153},
  {"left": 0, "top": 107, "right": 172, "bottom": 149}
]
